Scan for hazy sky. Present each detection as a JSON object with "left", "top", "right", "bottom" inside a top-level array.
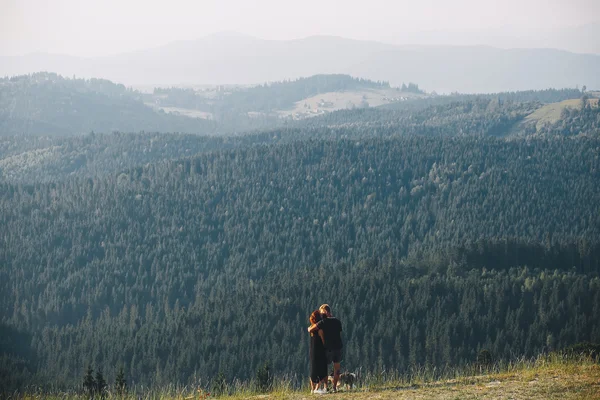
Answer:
[{"left": 1, "top": 0, "right": 599, "bottom": 56}]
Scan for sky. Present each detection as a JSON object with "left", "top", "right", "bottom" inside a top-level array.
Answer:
[{"left": 1, "top": 0, "right": 599, "bottom": 57}]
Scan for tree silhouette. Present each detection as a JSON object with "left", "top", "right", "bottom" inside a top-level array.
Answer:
[
  {"left": 211, "top": 371, "right": 227, "bottom": 396},
  {"left": 477, "top": 349, "right": 493, "bottom": 369},
  {"left": 83, "top": 365, "right": 95, "bottom": 397},
  {"left": 256, "top": 362, "right": 272, "bottom": 393},
  {"left": 95, "top": 369, "right": 107, "bottom": 398},
  {"left": 115, "top": 366, "right": 127, "bottom": 395}
]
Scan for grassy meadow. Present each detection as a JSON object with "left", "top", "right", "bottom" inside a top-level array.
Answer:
[{"left": 10, "top": 354, "right": 599, "bottom": 400}]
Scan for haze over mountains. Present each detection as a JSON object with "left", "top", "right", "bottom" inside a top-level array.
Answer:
[
  {"left": 387, "top": 22, "right": 600, "bottom": 55},
  {"left": 2, "top": 32, "right": 599, "bottom": 93}
]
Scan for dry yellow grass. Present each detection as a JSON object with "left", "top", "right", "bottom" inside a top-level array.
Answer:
[
  {"left": 12, "top": 358, "right": 600, "bottom": 400},
  {"left": 220, "top": 360, "right": 600, "bottom": 400}
]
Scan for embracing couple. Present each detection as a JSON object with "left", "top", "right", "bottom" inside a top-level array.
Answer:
[{"left": 307, "top": 304, "right": 343, "bottom": 394}]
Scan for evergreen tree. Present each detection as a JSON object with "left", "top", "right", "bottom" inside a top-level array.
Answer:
[
  {"left": 255, "top": 362, "right": 272, "bottom": 393},
  {"left": 95, "top": 369, "right": 107, "bottom": 398},
  {"left": 115, "top": 366, "right": 127, "bottom": 395},
  {"left": 211, "top": 371, "right": 227, "bottom": 396},
  {"left": 477, "top": 349, "right": 493, "bottom": 369},
  {"left": 83, "top": 365, "right": 95, "bottom": 397}
]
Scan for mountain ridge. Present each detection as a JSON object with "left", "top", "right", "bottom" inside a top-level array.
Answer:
[{"left": 2, "top": 34, "right": 599, "bottom": 92}]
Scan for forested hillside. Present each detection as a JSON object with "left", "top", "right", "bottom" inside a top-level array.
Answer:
[
  {"left": 219, "top": 74, "right": 389, "bottom": 113},
  {"left": 533, "top": 96, "right": 600, "bottom": 136},
  {"left": 0, "top": 98, "right": 543, "bottom": 183},
  {"left": 1, "top": 72, "right": 592, "bottom": 140},
  {"left": 153, "top": 74, "right": 390, "bottom": 115},
  {"left": 0, "top": 132, "right": 268, "bottom": 182},
  {"left": 378, "top": 88, "right": 583, "bottom": 111},
  {"left": 1, "top": 135, "right": 599, "bottom": 390},
  {"left": 0, "top": 73, "right": 398, "bottom": 136},
  {"left": 0, "top": 73, "right": 216, "bottom": 136},
  {"left": 2, "top": 92, "right": 599, "bottom": 184}
]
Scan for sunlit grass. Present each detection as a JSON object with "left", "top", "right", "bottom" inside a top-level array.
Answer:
[{"left": 8, "top": 353, "right": 599, "bottom": 399}]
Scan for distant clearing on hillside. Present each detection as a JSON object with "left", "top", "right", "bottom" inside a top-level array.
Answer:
[
  {"left": 522, "top": 97, "right": 599, "bottom": 131},
  {"left": 278, "top": 88, "right": 425, "bottom": 119},
  {"left": 146, "top": 104, "right": 214, "bottom": 120}
]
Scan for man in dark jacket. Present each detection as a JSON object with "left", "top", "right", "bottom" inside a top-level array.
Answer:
[{"left": 308, "top": 304, "right": 343, "bottom": 391}]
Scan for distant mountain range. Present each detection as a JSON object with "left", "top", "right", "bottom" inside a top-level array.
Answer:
[
  {"left": 387, "top": 23, "right": 600, "bottom": 56},
  {"left": 1, "top": 32, "right": 599, "bottom": 93}
]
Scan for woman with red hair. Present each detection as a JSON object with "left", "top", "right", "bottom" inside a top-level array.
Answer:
[{"left": 309, "top": 309, "right": 328, "bottom": 394}]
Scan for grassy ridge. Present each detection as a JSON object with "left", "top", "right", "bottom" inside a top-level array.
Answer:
[
  {"left": 523, "top": 98, "right": 599, "bottom": 131},
  {"left": 12, "top": 354, "right": 600, "bottom": 399}
]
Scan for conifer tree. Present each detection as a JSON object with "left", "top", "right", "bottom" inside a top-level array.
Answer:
[
  {"left": 255, "top": 362, "right": 272, "bottom": 393},
  {"left": 115, "top": 366, "right": 127, "bottom": 395},
  {"left": 210, "top": 371, "right": 227, "bottom": 396},
  {"left": 95, "top": 369, "right": 107, "bottom": 398},
  {"left": 83, "top": 365, "right": 95, "bottom": 397},
  {"left": 477, "top": 349, "right": 493, "bottom": 370}
]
